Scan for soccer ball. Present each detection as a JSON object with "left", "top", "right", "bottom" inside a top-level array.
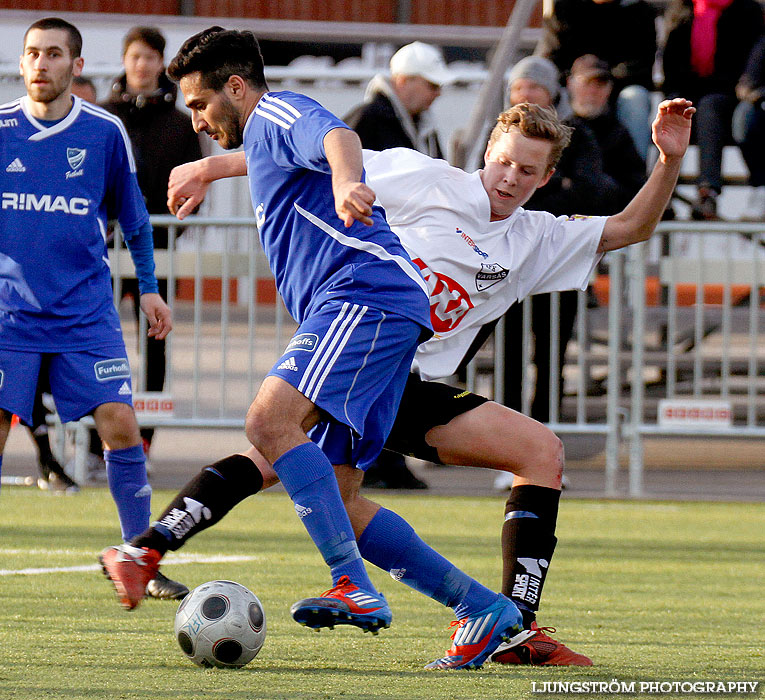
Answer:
[{"left": 174, "top": 580, "right": 266, "bottom": 668}]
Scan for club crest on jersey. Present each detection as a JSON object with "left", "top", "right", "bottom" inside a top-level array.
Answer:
[
  {"left": 285, "top": 332, "right": 319, "bottom": 353},
  {"left": 66, "top": 148, "right": 86, "bottom": 178},
  {"left": 93, "top": 358, "right": 131, "bottom": 382},
  {"left": 475, "top": 262, "right": 509, "bottom": 291}
]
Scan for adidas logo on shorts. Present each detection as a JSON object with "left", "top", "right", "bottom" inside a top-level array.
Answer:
[
  {"left": 118, "top": 381, "right": 131, "bottom": 396},
  {"left": 277, "top": 356, "right": 299, "bottom": 372}
]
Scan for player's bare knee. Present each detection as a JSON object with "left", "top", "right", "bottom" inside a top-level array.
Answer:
[
  {"left": 244, "top": 406, "right": 282, "bottom": 459},
  {"left": 94, "top": 402, "right": 140, "bottom": 448},
  {"left": 523, "top": 427, "right": 564, "bottom": 484}
]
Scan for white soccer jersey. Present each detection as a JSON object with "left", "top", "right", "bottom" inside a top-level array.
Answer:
[{"left": 364, "top": 148, "right": 607, "bottom": 380}]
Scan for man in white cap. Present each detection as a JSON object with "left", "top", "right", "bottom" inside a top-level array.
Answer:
[{"left": 344, "top": 41, "right": 452, "bottom": 159}]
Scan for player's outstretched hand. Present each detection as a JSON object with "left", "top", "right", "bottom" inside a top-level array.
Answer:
[
  {"left": 334, "top": 180, "right": 375, "bottom": 228},
  {"left": 652, "top": 98, "right": 695, "bottom": 163},
  {"left": 140, "top": 293, "right": 173, "bottom": 340},
  {"left": 168, "top": 160, "right": 209, "bottom": 220}
]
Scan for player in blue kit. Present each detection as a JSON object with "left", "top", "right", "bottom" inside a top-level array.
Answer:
[
  {"left": 0, "top": 17, "right": 186, "bottom": 601},
  {"left": 101, "top": 26, "right": 528, "bottom": 670}
]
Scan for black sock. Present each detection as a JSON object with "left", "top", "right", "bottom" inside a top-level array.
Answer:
[
  {"left": 501, "top": 484, "right": 561, "bottom": 627},
  {"left": 27, "top": 425, "right": 55, "bottom": 478},
  {"left": 131, "top": 454, "right": 264, "bottom": 555}
]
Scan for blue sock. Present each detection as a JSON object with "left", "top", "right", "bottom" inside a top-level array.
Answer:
[
  {"left": 104, "top": 444, "right": 151, "bottom": 541},
  {"left": 358, "top": 507, "right": 500, "bottom": 619},
  {"left": 273, "top": 442, "right": 374, "bottom": 591}
]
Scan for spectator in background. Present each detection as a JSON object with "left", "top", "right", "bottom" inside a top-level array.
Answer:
[
  {"left": 567, "top": 55, "right": 646, "bottom": 211},
  {"left": 344, "top": 41, "right": 453, "bottom": 490},
  {"left": 495, "top": 57, "right": 613, "bottom": 491},
  {"left": 661, "top": 0, "right": 763, "bottom": 220},
  {"left": 733, "top": 34, "right": 765, "bottom": 220},
  {"left": 344, "top": 41, "right": 452, "bottom": 159},
  {"left": 539, "top": 0, "right": 657, "bottom": 161},
  {"left": 100, "top": 26, "right": 202, "bottom": 466},
  {"left": 71, "top": 75, "right": 97, "bottom": 102}
]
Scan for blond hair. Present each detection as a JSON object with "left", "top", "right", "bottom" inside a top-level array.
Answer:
[{"left": 487, "top": 102, "right": 573, "bottom": 173}]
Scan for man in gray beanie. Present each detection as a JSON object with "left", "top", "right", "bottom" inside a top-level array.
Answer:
[{"left": 507, "top": 56, "right": 561, "bottom": 105}]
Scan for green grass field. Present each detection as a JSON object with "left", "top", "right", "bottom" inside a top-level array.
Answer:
[{"left": 0, "top": 487, "right": 763, "bottom": 700}]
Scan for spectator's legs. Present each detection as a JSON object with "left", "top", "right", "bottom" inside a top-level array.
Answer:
[
  {"left": 502, "top": 302, "right": 528, "bottom": 414},
  {"left": 616, "top": 85, "right": 653, "bottom": 163},
  {"left": 529, "top": 292, "right": 578, "bottom": 423},
  {"left": 734, "top": 101, "right": 765, "bottom": 186},
  {"left": 129, "top": 278, "right": 168, "bottom": 449},
  {"left": 695, "top": 93, "right": 736, "bottom": 193},
  {"left": 734, "top": 101, "right": 765, "bottom": 220}
]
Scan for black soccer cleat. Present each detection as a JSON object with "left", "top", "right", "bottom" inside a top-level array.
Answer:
[{"left": 146, "top": 571, "right": 189, "bottom": 601}]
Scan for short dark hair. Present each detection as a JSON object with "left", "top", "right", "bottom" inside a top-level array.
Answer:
[
  {"left": 24, "top": 17, "right": 82, "bottom": 59},
  {"left": 73, "top": 75, "right": 95, "bottom": 89},
  {"left": 167, "top": 26, "right": 267, "bottom": 92},
  {"left": 123, "top": 26, "right": 165, "bottom": 57}
]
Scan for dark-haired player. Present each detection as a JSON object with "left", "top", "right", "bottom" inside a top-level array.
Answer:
[{"left": 100, "top": 26, "right": 529, "bottom": 671}]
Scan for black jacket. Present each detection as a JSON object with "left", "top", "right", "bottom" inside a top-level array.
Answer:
[
  {"left": 344, "top": 91, "right": 444, "bottom": 159},
  {"left": 540, "top": 0, "right": 657, "bottom": 94},
  {"left": 662, "top": 0, "right": 764, "bottom": 98},
  {"left": 525, "top": 119, "right": 612, "bottom": 216},
  {"left": 101, "top": 73, "right": 202, "bottom": 247},
  {"left": 570, "top": 109, "right": 646, "bottom": 213}
]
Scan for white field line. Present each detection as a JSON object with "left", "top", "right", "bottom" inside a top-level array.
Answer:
[{"left": 0, "top": 553, "right": 259, "bottom": 576}]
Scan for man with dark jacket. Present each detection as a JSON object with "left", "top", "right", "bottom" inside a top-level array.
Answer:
[
  {"left": 539, "top": 0, "right": 657, "bottom": 160},
  {"left": 100, "top": 26, "right": 202, "bottom": 470},
  {"left": 344, "top": 41, "right": 452, "bottom": 159},
  {"left": 567, "top": 55, "right": 646, "bottom": 213}
]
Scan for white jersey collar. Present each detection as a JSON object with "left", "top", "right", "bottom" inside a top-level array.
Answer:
[
  {"left": 22, "top": 95, "right": 82, "bottom": 141},
  {"left": 470, "top": 168, "right": 522, "bottom": 228}
]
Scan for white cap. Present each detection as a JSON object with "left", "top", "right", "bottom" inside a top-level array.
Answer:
[{"left": 389, "top": 41, "right": 453, "bottom": 86}]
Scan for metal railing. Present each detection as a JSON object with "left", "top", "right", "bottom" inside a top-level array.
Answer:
[{"left": 55, "top": 217, "right": 764, "bottom": 492}]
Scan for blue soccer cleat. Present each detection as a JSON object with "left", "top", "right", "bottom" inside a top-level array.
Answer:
[
  {"left": 290, "top": 575, "right": 392, "bottom": 634},
  {"left": 425, "top": 596, "right": 529, "bottom": 670}
]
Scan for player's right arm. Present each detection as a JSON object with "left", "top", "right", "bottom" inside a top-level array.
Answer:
[
  {"left": 323, "top": 127, "right": 375, "bottom": 228},
  {"left": 168, "top": 152, "right": 247, "bottom": 220}
]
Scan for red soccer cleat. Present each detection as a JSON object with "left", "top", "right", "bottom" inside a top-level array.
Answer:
[
  {"left": 489, "top": 621, "right": 593, "bottom": 666},
  {"left": 99, "top": 544, "right": 161, "bottom": 610}
]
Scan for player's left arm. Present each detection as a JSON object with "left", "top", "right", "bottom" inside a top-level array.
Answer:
[
  {"left": 598, "top": 98, "right": 695, "bottom": 254},
  {"left": 323, "top": 127, "right": 375, "bottom": 228},
  {"left": 123, "top": 222, "right": 172, "bottom": 340}
]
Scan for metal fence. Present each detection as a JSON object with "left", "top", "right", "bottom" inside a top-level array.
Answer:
[{"left": 58, "top": 217, "right": 764, "bottom": 492}]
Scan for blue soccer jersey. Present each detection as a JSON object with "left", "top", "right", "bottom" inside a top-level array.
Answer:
[
  {"left": 0, "top": 95, "right": 149, "bottom": 351},
  {"left": 243, "top": 91, "right": 431, "bottom": 331}
]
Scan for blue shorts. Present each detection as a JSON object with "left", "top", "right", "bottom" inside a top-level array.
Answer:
[
  {"left": 0, "top": 346, "right": 134, "bottom": 425},
  {"left": 267, "top": 300, "right": 422, "bottom": 470}
]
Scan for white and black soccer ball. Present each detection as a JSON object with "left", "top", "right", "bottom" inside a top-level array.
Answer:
[{"left": 174, "top": 580, "right": 266, "bottom": 668}]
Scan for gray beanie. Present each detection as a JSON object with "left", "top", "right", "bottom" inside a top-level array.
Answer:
[{"left": 507, "top": 56, "right": 560, "bottom": 100}]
